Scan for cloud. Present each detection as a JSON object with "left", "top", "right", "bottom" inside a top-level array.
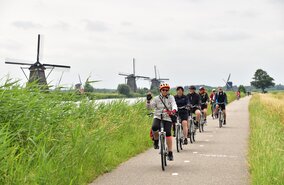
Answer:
[
  {"left": 84, "top": 20, "right": 109, "bottom": 32},
  {"left": 53, "top": 21, "right": 70, "bottom": 30},
  {"left": 121, "top": 21, "right": 133, "bottom": 27},
  {"left": 12, "top": 21, "right": 42, "bottom": 29},
  {"left": 186, "top": 29, "right": 253, "bottom": 41}
]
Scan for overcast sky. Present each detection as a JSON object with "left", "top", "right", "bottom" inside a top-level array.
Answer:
[{"left": 0, "top": 0, "right": 283, "bottom": 89}]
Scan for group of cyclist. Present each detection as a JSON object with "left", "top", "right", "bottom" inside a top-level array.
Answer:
[{"left": 146, "top": 83, "right": 228, "bottom": 161}]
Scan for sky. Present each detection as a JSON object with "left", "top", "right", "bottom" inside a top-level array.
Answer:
[{"left": 0, "top": 0, "right": 283, "bottom": 89}]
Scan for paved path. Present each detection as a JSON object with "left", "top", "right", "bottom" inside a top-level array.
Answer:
[{"left": 90, "top": 97, "right": 251, "bottom": 185}]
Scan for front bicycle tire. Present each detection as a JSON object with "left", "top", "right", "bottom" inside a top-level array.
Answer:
[
  {"left": 176, "top": 126, "right": 180, "bottom": 153},
  {"left": 160, "top": 136, "right": 165, "bottom": 171},
  {"left": 219, "top": 112, "right": 222, "bottom": 128},
  {"left": 201, "top": 123, "right": 204, "bottom": 132},
  {"left": 191, "top": 121, "right": 196, "bottom": 142}
]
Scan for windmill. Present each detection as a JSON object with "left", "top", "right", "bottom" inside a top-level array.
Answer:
[
  {"left": 223, "top": 73, "right": 233, "bottom": 90},
  {"left": 75, "top": 74, "right": 101, "bottom": 93},
  {"left": 119, "top": 58, "right": 150, "bottom": 92},
  {"left": 150, "top": 65, "right": 169, "bottom": 90},
  {"left": 5, "top": 34, "right": 70, "bottom": 88}
]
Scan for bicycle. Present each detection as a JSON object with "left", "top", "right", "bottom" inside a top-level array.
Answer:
[
  {"left": 210, "top": 101, "right": 217, "bottom": 119},
  {"left": 199, "top": 103, "right": 207, "bottom": 132},
  {"left": 217, "top": 102, "right": 225, "bottom": 128},
  {"left": 175, "top": 107, "right": 187, "bottom": 152},
  {"left": 187, "top": 105, "right": 199, "bottom": 143},
  {"left": 175, "top": 115, "right": 184, "bottom": 152},
  {"left": 159, "top": 112, "right": 168, "bottom": 171}
]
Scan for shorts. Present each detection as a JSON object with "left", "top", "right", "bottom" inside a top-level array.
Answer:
[
  {"left": 190, "top": 107, "right": 200, "bottom": 114},
  {"left": 201, "top": 104, "right": 208, "bottom": 110},
  {"left": 152, "top": 118, "right": 172, "bottom": 137},
  {"left": 178, "top": 109, "right": 189, "bottom": 122},
  {"left": 218, "top": 103, "right": 226, "bottom": 110}
]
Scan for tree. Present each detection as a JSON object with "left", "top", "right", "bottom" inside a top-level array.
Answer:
[
  {"left": 251, "top": 69, "right": 275, "bottom": 93},
  {"left": 238, "top": 85, "right": 246, "bottom": 93},
  {"left": 117, "top": 84, "right": 131, "bottom": 96}
]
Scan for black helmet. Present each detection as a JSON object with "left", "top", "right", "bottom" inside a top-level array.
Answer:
[
  {"left": 189, "top": 85, "right": 196, "bottom": 90},
  {"left": 176, "top": 86, "right": 184, "bottom": 91}
]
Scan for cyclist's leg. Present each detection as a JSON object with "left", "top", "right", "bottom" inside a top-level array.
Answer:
[
  {"left": 195, "top": 109, "right": 201, "bottom": 123},
  {"left": 203, "top": 107, "right": 208, "bottom": 120},
  {"left": 180, "top": 112, "right": 188, "bottom": 138},
  {"left": 151, "top": 118, "right": 160, "bottom": 148},
  {"left": 182, "top": 120, "right": 188, "bottom": 138},
  {"left": 215, "top": 104, "right": 219, "bottom": 115},
  {"left": 164, "top": 120, "right": 173, "bottom": 152}
]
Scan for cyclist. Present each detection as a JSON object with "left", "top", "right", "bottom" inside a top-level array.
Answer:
[
  {"left": 236, "top": 90, "right": 241, "bottom": 100},
  {"left": 210, "top": 89, "right": 216, "bottom": 118},
  {"left": 214, "top": 87, "right": 228, "bottom": 125},
  {"left": 146, "top": 83, "right": 177, "bottom": 161},
  {"left": 187, "top": 86, "right": 201, "bottom": 128},
  {"left": 174, "top": 86, "right": 189, "bottom": 145},
  {"left": 199, "top": 86, "right": 209, "bottom": 123}
]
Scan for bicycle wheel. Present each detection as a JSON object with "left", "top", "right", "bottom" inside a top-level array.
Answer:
[
  {"left": 160, "top": 136, "right": 165, "bottom": 171},
  {"left": 219, "top": 111, "right": 222, "bottom": 128},
  {"left": 176, "top": 126, "right": 180, "bottom": 153},
  {"left": 191, "top": 121, "right": 196, "bottom": 142},
  {"left": 198, "top": 120, "right": 202, "bottom": 133},
  {"left": 201, "top": 122, "right": 204, "bottom": 132}
]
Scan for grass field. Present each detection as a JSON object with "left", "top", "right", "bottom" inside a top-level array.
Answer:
[
  {"left": 249, "top": 93, "right": 284, "bottom": 185},
  {"left": 0, "top": 81, "right": 152, "bottom": 185}
]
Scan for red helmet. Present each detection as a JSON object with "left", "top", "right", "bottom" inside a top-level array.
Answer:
[{"left": 160, "top": 83, "right": 170, "bottom": 90}]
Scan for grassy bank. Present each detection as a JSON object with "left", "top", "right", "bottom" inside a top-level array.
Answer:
[
  {"left": 0, "top": 82, "right": 152, "bottom": 185},
  {"left": 249, "top": 93, "right": 284, "bottom": 185}
]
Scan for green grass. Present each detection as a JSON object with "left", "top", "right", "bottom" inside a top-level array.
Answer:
[
  {"left": 249, "top": 93, "right": 284, "bottom": 185},
  {"left": 0, "top": 80, "right": 152, "bottom": 185}
]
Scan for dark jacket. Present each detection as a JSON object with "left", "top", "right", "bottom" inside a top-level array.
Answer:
[
  {"left": 199, "top": 92, "right": 209, "bottom": 104},
  {"left": 174, "top": 95, "right": 189, "bottom": 109},
  {"left": 215, "top": 91, "right": 228, "bottom": 104},
  {"left": 187, "top": 92, "right": 201, "bottom": 106}
]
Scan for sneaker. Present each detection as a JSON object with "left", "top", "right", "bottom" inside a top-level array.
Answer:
[
  {"left": 167, "top": 151, "right": 174, "bottom": 161},
  {"left": 184, "top": 138, "right": 188, "bottom": 145},
  {"left": 223, "top": 120, "right": 226, "bottom": 125},
  {"left": 153, "top": 140, "right": 159, "bottom": 149}
]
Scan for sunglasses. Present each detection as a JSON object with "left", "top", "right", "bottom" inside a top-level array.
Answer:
[{"left": 161, "top": 89, "right": 169, "bottom": 92}]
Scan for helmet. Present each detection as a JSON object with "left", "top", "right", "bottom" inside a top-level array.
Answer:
[
  {"left": 160, "top": 83, "right": 170, "bottom": 90},
  {"left": 176, "top": 86, "right": 184, "bottom": 91},
  {"left": 212, "top": 89, "right": 216, "bottom": 92},
  {"left": 199, "top": 86, "right": 205, "bottom": 91},
  {"left": 189, "top": 85, "right": 196, "bottom": 90}
]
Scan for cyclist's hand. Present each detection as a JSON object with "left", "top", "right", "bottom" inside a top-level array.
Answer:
[{"left": 146, "top": 92, "right": 153, "bottom": 102}]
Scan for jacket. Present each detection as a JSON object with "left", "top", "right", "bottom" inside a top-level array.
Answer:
[
  {"left": 147, "top": 94, "right": 177, "bottom": 122},
  {"left": 174, "top": 95, "right": 189, "bottom": 109},
  {"left": 199, "top": 92, "right": 209, "bottom": 104},
  {"left": 187, "top": 92, "right": 201, "bottom": 106},
  {"left": 215, "top": 91, "right": 228, "bottom": 104}
]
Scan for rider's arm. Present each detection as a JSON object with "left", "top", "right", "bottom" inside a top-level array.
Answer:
[
  {"left": 225, "top": 93, "right": 228, "bottom": 104},
  {"left": 146, "top": 96, "right": 157, "bottom": 109},
  {"left": 215, "top": 93, "right": 219, "bottom": 104}
]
